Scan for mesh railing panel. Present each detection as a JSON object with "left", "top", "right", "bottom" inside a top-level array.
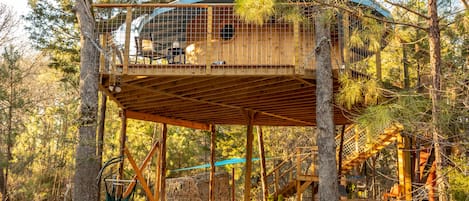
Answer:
[{"left": 93, "top": 4, "right": 382, "bottom": 75}]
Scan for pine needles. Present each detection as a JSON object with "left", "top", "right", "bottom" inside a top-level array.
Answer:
[{"left": 234, "top": 0, "right": 275, "bottom": 25}]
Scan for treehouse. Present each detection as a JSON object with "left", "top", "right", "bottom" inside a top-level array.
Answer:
[
  {"left": 93, "top": 1, "right": 417, "bottom": 201},
  {"left": 94, "top": 0, "right": 392, "bottom": 127}
]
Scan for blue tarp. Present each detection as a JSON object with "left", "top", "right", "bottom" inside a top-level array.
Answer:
[{"left": 171, "top": 158, "right": 261, "bottom": 172}]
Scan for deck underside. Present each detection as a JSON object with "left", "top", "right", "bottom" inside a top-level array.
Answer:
[{"left": 101, "top": 66, "right": 352, "bottom": 127}]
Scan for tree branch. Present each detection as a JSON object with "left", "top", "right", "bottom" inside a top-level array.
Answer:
[
  {"left": 305, "top": 0, "right": 428, "bottom": 31},
  {"left": 383, "top": 0, "right": 430, "bottom": 20}
]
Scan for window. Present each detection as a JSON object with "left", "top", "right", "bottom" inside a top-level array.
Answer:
[{"left": 220, "top": 24, "right": 234, "bottom": 40}]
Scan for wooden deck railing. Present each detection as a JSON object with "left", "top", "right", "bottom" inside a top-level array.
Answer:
[{"left": 91, "top": 3, "right": 381, "bottom": 76}]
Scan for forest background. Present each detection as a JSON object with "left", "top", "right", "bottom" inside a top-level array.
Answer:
[{"left": 0, "top": 0, "right": 467, "bottom": 200}]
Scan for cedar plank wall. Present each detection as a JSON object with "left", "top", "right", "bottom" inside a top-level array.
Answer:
[{"left": 184, "top": 8, "right": 341, "bottom": 68}]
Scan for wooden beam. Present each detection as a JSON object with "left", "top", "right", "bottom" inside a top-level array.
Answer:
[
  {"left": 296, "top": 148, "right": 301, "bottom": 201},
  {"left": 206, "top": 6, "right": 213, "bottom": 74},
  {"left": 159, "top": 124, "right": 168, "bottom": 201},
  {"left": 123, "top": 6, "right": 132, "bottom": 74},
  {"left": 338, "top": 125, "right": 346, "bottom": 175},
  {"left": 376, "top": 44, "right": 382, "bottom": 81},
  {"left": 123, "top": 141, "right": 160, "bottom": 197},
  {"left": 209, "top": 125, "right": 216, "bottom": 201},
  {"left": 299, "top": 181, "right": 313, "bottom": 194},
  {"left": 244, "top": 111, "right": 256, "bottom": 201},
  {"left": 99, "top": 34, "right": 107, "bottom": 73},
  {"left": 231, "top": 168, "right": 235, "bottom": 201},
  {"left": 293, "top": 20, "right": 300, "bottom": 74},
  {"left": 92, "top": 3, "right": 211, "bottom": 8},
  {"left": 342, "top": 13, "right": 350, "bottom": 72},
  {"left": 274, "top": 161, "right": 280, "bottom": 201},
  {"left": 124, "top": 149, "right": 155, "bottom": 201},
  {"left": 257, "top": 126, "right": 268, "bottom": 201},
  {"left": 98, "top": 84, "right": 125, "bottom": 108},
  {"left": 394, "top": 131, "right": 412, "bottom": 200},
  {"left": 124, "top": 84, "right": 314, "bottom": 125},
  {"left": 125, "top": 110, "right": 211, "bottom": 130},
  {"left": 155, "top": 136, "right": 161, "bottom": 201},
  {"left": 97, "top": 92, "right": 107, "bottom": 201},
  {"left": 118, "top": 110, "right": 127, "bottom": 196}
]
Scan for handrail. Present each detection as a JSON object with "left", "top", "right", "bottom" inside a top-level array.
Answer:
[
  {"left": 265, "top": 147, "right": 318, "bottom": 198},
  {"left": 266, "top": 124, "right": 402, "bottom": 198}
]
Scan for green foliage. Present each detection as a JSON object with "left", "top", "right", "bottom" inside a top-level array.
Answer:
[
  {"left": 25, "top": 0, "right": 80, "bottom": 87},
  {"left": 235, "top": 0, "right": 275, "bottom": 25},
  {"left": 356, "top": 104, "right": 394, "bottom": 140},
  {"left": 348, "top": 15, "right": 387, "bottom": 52},
  {"left": 336, "top": 74, "right": 363, "bottom": 110},
  {"left": 447, "top": 157, "right": 469, "bottom": 200},
  {"left": 336, "top": 74, "right": 382, "bottom": 110},
  {"left": 392, "top": 95, "right": 431, "bottom": 129}
]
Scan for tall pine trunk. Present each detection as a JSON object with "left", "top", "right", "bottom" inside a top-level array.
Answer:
[
  {"left": 315, "top": 9, "right": 339, "bottom": 201},
  {"left": 427, "top": 0, "right": 448, "bottom": 200},
  {"left": 73, "top": 0, "right": 100, "bottom": 200}
]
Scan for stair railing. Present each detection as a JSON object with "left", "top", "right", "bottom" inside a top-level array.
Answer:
[{"left": 265, "top": 147, "right": 318, "bottom": 198}]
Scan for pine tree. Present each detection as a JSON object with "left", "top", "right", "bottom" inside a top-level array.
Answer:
[{"left": 73, "top": 0, "right": 100, "bottom": 200}]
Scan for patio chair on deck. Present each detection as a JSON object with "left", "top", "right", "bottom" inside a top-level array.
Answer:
[{"left": 135, "top": 34, "right": 163, "bottom": 64}]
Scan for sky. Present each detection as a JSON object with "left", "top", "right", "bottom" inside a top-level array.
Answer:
[
  {"left": 1, "top": 0, "right": 31, "bottom": 45},
  {"left": 0, "top": 0, "right": 29, "bottom": 15}
]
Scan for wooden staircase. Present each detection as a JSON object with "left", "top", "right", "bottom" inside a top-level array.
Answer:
[
  {"left": 337, "top": 124, "right": 403, "bottom": 174},
  {"left": 265, "top": 147, "right": 319, "bottom": 199},
  {"left": 266, "top": 124, "right": 403, "bottom": 200}
]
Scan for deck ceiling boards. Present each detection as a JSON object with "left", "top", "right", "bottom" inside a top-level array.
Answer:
[{"left": 101, "top": 73, "right": 352, "bottom": 126}]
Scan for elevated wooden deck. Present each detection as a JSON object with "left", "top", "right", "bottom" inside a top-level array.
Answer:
[
  {"left": 94, "top": 2, "right": 388, "bottom": 127},
  {"left": 101, "top": 67, "right": 352, "bottom": 127}
]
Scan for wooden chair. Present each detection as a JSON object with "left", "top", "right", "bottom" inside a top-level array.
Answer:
[{"left": 135, "top": 34, "right": 161, "bottom": 64}]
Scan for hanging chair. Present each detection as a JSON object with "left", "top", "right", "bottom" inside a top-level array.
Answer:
[
  {"left": 97, "top": 156, "right": 138, "bottom": 201},
  {"left": 104, "top": 178, "right": 137, "bottom": 201}
]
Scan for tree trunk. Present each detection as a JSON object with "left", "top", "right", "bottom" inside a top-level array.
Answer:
[
  {"left": 427, "top": 0, "right": 448, "bottom": 200},
  {"left": 73, "top": 0, "right": 100, "bottom": 200},
  {"left": 315, "top": 9, "right": 339, "bottom": 201},
  {"left": 0, "top": 167, "right": 5, "bottom": 200}
]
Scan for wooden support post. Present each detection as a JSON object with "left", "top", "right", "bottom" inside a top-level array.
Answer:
[
  {"left": 206, "top": 6, "right": 213, "bottom": 74},
  {"left": 342, "top": 13, "right": 350, "bottom": 72},
  {"left": 99, "top": 34, "right": 107, "bottom": 73},
  {"left": 404, "top": 136, "right": 412, "bottom": 200},
  {"left": 118, "top": 110, "right": 127, "bottom": 195},
  {"left": 123, "top": 6, "right": 132, "bottom": 74},
  {"left": 123, "top": 141, "right": 160, "bottom": 197},
  {"left": 124, "top": 149, "right": 155, "bottom": 201},
  {"left": 376, "top": 44, "right": 382, "bottom": 81},
  {"left": 293, "top": 20, "right": 300, "bottom": 74},
  {"left": 372, "top": 155, "right": 377, "bottom": 200},
  {"left": 338, "top": 125, "right": 346, "bottom": 176},
  {"left": 257, "top": 126, "right": 268, "bottom": 201},
  {"left": 97, "top": 92, "right": 107, "bottom": 201},
  {"left": 296, "top": 148, "right": 301, "bottom": 201},
  {"left": 232, "top": 168, "right": 235, "bottom": 201},
  {"left": 244, "top": 111, "right": 256, "bottom": 201},
  {"left": 155, "top": 139, "right": 161, "bottom": 201},
  {"left": 397, "top": 133, "right": 412, "bottom": 200},
  {"left": 274, "top": 162, "right": 280, "bottom": 201},
  {"left": 159, "top": 123, "right": 168, "bottom": 201},
  {"left": 210, "top": 125, "right": 216, "bottom": 201}
]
